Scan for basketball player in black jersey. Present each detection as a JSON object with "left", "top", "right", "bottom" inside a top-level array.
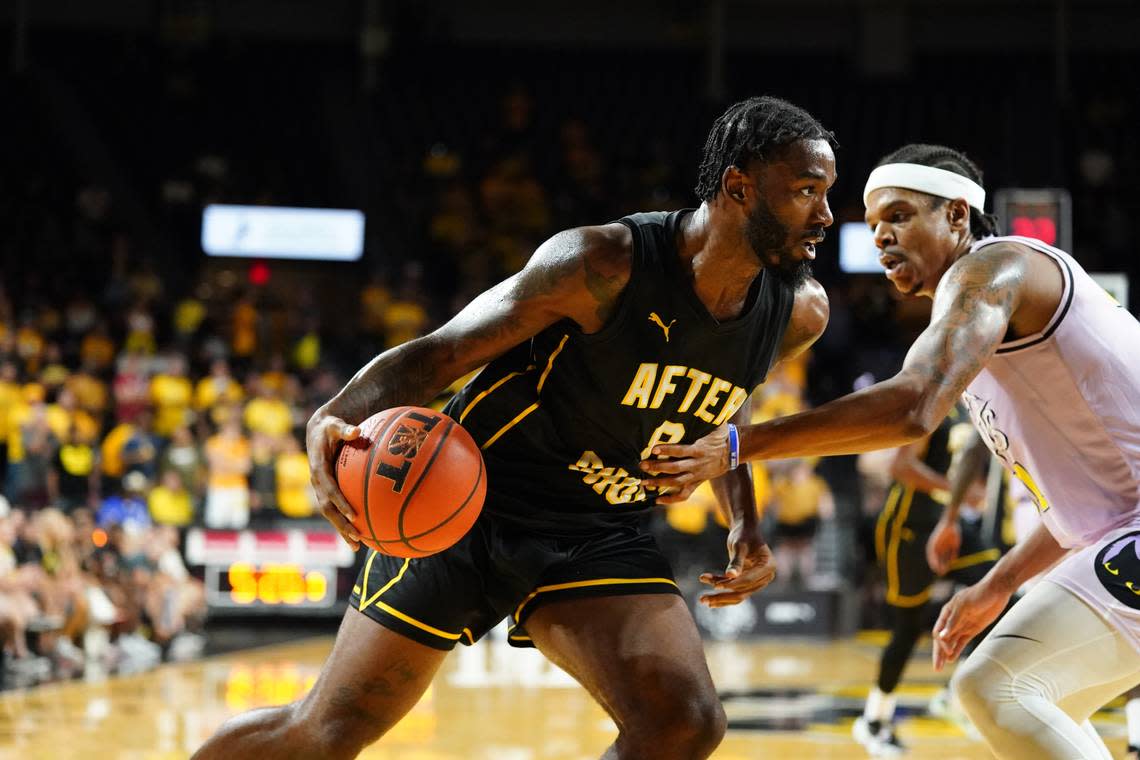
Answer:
[
  {"left": 854, "top": 404, "right": 1000, "bottom": 755},
  {"left": 192, "top": 96, "right": 836, "bottom": 759}
]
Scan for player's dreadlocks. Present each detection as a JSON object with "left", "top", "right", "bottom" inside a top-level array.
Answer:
[
  {"left": 876, "top": 144, "right": 1001, "bottom": 239},
  {"left": 695, "top": 96, "right": 838, "bottom": 202}
]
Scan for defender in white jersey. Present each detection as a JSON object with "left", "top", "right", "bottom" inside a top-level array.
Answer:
[{"left": 643, "top": 144, "right": 1140, "bottom": 759}]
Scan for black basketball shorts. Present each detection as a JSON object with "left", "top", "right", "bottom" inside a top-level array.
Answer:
[
  {"left": 348, "top": 510, "right": 680, "bottom": 650},
  {"left": 876, "top": 485, "right": 1000, "bottom": 608}
]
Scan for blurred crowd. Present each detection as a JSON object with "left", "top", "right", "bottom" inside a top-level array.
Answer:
[{"left": 0, "top": 267, "right": 376, "bottom": 687}]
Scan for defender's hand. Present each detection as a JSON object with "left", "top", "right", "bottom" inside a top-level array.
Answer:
[
  {"left": 699, "top": 523, "right": 776, "bottom": 607},
  {"left": 640, "top": 425, "right": 731, "bottom": 504},
  {"left": 307, "top": 409, "right": 363, "bottom": 550},
  {"left": 931, "top": 580, "right": 1011, "bottom": 671},
  {"left": 926, "top": 516, "right": 962, "bottom": 576}
]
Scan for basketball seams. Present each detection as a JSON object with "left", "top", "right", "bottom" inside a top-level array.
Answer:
[
  {"left": 347, "top": 406, "right": 486, "bottom": 558},
  {"left": 396, "top": 417, "right": 455, "bottom": 542},
  {"left": 402, "top": 447, "right": 485, "bottom": 544},
  {"left": 360, "top": 410, "right": 409, "bottom": 546}
]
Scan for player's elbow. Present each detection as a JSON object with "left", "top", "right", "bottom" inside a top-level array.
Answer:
[
  {"left": 899, "top": 412, "right": 938, "bottom": 441},
  {"left": 891, "top": 375, "right": 943, "bottom": 441}
]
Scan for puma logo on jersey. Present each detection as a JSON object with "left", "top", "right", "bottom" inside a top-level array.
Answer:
[{"left": 648, "top": 312, "right": 676, "bottom": 341}]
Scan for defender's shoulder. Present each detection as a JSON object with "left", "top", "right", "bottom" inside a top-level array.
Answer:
[{"left": 942, "top": 238, "right": 1030, "bottom": 286}]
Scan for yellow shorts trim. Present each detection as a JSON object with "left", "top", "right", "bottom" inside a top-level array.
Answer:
[
  {"left": 358, "top": 554, "right": 411, "bottom": 612},
  {"left": 884, "top": 486, "right": 916, "bottom": 606},
  {"left": 876, "top": 485, "right": 902, "bottom": 562},
  {"left": 949, "top": 548, "right": 1001, "bottom": 571},
  {"left": 513, "top": 576, "right": 679, "bottom": 623},
  {"left": 886, "top": 585, "right": 934, "bottom": 608},
  {"left": 372, "top": 600, "right": 462, "bottom": 641},
  {"left": 356, "top": 551, "right": 463, "bottom": 643}
]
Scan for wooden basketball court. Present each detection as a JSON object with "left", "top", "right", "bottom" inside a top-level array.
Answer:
[{"left": 0, "top": 634, "right": 1128, "bottom": 759}]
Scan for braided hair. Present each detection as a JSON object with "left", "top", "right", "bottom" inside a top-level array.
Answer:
[
  {"left": 695, "top": 96, "right": 838, "bottom": 202},
  {"left": 875, "top": 144, "right": 1000, "bottom": 239}
]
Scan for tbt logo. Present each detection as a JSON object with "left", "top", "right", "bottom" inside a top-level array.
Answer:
[
  {"left": 375, "top": 410, "right": 441, "bottom": 493},
  {"left": 387, "top": 425, "right": 429, "bottom": 458},
  {"left": 648, "top": 312, "right": 676, "bottom": 342}
]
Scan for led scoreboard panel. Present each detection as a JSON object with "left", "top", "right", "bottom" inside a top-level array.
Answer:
[
  {"left": 186, "top": 528, "right": 358, "bottom": 614},
  {"left": 993, "top": 188, "right": 1072, "bottom": 253}
]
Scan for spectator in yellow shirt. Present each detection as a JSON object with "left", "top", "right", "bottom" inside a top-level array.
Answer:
[
  {"left": 242, "top": 379, "right": 292, "bottom": 440},
  {"left": 149, "top": 470, "right": 194, "bottom": 527},
  {"left": 79, "top": 320, "right": 116, "bottom": 374},
  {"left": 47, "top": 387, "right": 99, "bottom": 445},
  {"left": 48, "top": 421, "right": 99, "bottom": 512},
  {"left": 66, "top": 360, "right": 109, "bottom": 422},
  {"left": 381, "top": 269, "right": 430, "bottom": 349},
  {"left": 100, "top": 420, "right": 135, "bottom": 488},
  {"left": 258, "top": 354, "right": 289, "bottom": 396},
  {"left": 0, "top": 361, "right": 20, "bottom": 483},
  {"left": 204, "top": 418, "right": 251, "bottom": 529},
  {"left": 275, "top": 436, "right": 315, "bottom": 518},
  {"left": 194, "top": 359, "right": 243, "bottom": 427},
  {"left": 38, "top": 344, "right": 69, "bottom": 396},
  {"left": 172, "top": 292, "right": 206, "bottom": 347},
  {"left": 150, "top": 354, "right": 194, "bottom": 439},
  {"left": 14, "top": 317, "right": 44, "bottom": 376}
]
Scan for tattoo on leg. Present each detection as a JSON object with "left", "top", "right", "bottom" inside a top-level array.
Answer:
[
  {"left": 332, "top": 659, "right": 420, "bottom": 710},
  {"left": 387, "top": 658, "right": 416, "bottom": 685}
]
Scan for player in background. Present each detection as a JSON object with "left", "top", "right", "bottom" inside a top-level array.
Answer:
[
  {"left": 644, "top": 143, "right": 1140, "bottom": 759},
  {"left": 853, "top": 404, "right": 1000, "bottom": 755}
]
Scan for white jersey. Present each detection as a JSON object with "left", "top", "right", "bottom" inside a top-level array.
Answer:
[{"left": 958, "top": 236, "right": 1140, "bottom": 549}]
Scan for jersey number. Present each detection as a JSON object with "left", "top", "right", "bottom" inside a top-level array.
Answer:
[
  {"left": 641, "top": 420, "right": 686, "bottom": 461},
  {"left": 1012, "top": 462, "right": 1050, "bottom": 514}
]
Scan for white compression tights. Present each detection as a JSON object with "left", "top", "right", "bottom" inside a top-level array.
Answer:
[{"left": 952, "top": 581, "right": 1140, "bottom": 759}]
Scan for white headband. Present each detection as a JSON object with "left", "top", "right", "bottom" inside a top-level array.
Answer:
[{"left": 863, "top": 163, "right": 986, "bottom": 211}]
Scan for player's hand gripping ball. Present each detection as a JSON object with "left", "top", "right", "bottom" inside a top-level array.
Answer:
[{"left": 336, "top": 407, "right": 486, "bottom": 558}]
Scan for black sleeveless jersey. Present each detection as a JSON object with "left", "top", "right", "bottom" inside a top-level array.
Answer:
[
  {"left": 922, "top": 406, "right": 961, "bottom": 478},
  {"left": 885, "top": 403, "right": 971, "bottom": 530},
  {"left": 443, "top": 210, "right": 796, "bottom": 534}
]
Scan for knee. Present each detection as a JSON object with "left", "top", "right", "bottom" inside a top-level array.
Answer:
[
  {"left": 628, "top": 688, "right": 726, "bottom": 759},
  {"left": 675, "top": 690, "right": 727, "bottom": 753},
  {"left": 951, "top": 654, "right": 1003, "bottom": 728}
]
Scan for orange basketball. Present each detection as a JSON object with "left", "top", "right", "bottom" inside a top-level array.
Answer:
[{"left": 335, "top": 406, "right": 486, "bottom": 558}]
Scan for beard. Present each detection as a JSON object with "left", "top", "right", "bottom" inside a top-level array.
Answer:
[{"left": 744, "top": 199, "right": 812, "bottom": 289}]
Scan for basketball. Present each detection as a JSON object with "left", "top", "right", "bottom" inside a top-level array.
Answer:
[{"left": 335, "top": 406, "right": 486, "bottom": 558}]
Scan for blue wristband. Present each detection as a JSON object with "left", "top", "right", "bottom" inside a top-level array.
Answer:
[{"left": 727, "top": 423, "right": 740, "bottom": 470}]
